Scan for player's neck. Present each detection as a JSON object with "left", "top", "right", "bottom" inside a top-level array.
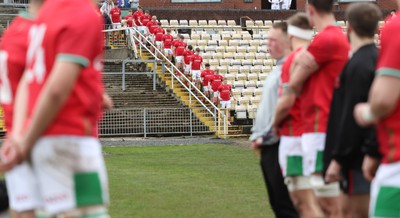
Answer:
[
  {"left": 315, "top": 13, "right": 336, "bottom": 32},
  {"left": 28, "top": 2, "right": 41, "bottom": 16},
  {"left": 350, "top": 34, "right": 374, "bottom": 54},
  {"left": 292, "top": 38, "right": 309, "bottom": 51}
]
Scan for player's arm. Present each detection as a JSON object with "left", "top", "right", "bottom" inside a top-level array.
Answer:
[
  {"left": 102, "top": 92, "right": 113, "bottom": 110},
  {"left": 355, "top": 75, "right": 400, "bottom": 126},
  {"left": 288, "top": 49, "right": 318, "bottom": 94},
  {"left": 20, "top": 61, "right": 81, "bottom": 158},
  {"left": 272, "top": 88, "right": 296, "bottom": 130}
]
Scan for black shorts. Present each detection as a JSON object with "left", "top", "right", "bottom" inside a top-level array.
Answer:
[{"left": 340, "top": 168, "right": 370, "bottom": 195}]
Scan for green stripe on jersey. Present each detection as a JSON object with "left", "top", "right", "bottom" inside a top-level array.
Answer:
[
  {"left": 74, "top": 172, "right": 104, "bottom": 207},
  {"left": 78, "top": 211, "right": 109, "bottom": 218},
  {"left": 377, "top": 68, "right": 400, "bottom": 78},
  {"left": 286, "top": 155, "right": 303, "bottom": 176},
  {"left": 374, "top": 186, "right": 400, "bottom": 217},
  {"left": 57, "top": 54, "right": 89, "bottom": 67}
]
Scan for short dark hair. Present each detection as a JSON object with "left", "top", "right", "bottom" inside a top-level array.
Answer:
[
  {"left": 308, "top": 0, "right": 334, "bottom": 13},
  {"left": 288, "top": 13, "right": 312, "bottom": 30},
  {"left": 272, "top": 22, "right": 288, "bottom": 34},
  {"left": 205, "top": 63, "right": 210, "bottom": 67},
  {"left": 346, "top": 3, "right": 382, "bottom": 38},
  {"left": 179, "top": 35, "right": 184, "bottom": 39},
  {"left": 166, "top": 29, "right": 171, "bottom": 33},
  {"left": 188, "top": 45, "right": 193, "bottom": 50},
  {"left": 195, "top": 48, "right": 200, "bottom": 52},
  {"left": 158, "top": 22, "right": 162, "bottom": 26}
]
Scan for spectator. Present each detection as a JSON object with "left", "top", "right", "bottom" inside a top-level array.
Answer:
[
  {"left": 129, "top": 0, "right": 139, "bottom": 9},
  {"left": 162, "top": 29, "right": 174, "bottom": 62},
  {"left": 218, "top": 78, "right": 235, "bottom": 125},
  {"left": 109, "top": 4, "right": 122, "bottom": 29},
  {"left": 125, "top": 9, "right": 134, "bottom": 27},
  {"left": 100, "top": 0, "right": 114, "bottom": 29},
  {"left": 210, "top": 69, "right": 223, "bottom": 105},
  {"left": 200, "top": 63, "right": 215, "bottom": 100}
]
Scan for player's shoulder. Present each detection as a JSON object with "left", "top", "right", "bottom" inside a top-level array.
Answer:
[
  {"left": 382, "top": 16, "right": 400, "bottom": 35},
  {"left": 1, "top": 14, "right": 33, "bottom": 46}
]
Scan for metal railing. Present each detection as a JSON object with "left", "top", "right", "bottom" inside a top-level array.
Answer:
[
  {"left": 103, "top": 27, "right": 228, "bottom": 137},
  {"left": 99, "top": 108, "right": 213, "bottom": 137},
  {"left": 0, "top": 0, "right": 29, "bottom": 7}
]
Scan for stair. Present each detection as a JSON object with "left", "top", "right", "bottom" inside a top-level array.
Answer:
[
  {"left": 139, "top": 50, "right": 247, "bottom": 138},
  {"left": 100, "top": 60, "right": 212, "bottom": 136}
]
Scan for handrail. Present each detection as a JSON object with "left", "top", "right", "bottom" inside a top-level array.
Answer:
[
  {"left": 102, "top": 27, "right": 228, "bottom": 137},
  {"left": 130, "top": 27, "right": 222, "bottom": 116}
]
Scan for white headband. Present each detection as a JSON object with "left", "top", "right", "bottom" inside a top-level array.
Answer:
[{"left": 288, "top": 25, "right": 314, "bottom": 40}]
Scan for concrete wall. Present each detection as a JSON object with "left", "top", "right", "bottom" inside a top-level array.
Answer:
[{"left": 140, "top": 0, "right": 398, "bottom": 10}]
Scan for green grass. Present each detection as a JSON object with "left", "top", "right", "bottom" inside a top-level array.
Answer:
[{"left": 103, "top": 144, "right": 274, "bottom": 218}]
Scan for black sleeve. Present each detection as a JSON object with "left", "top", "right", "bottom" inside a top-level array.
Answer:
[
  {"left": 362, "top": 127, "right": 382, "bottom": 159},
  {"left": 331, "top": 57, "right": 376, "bottom": 167}
]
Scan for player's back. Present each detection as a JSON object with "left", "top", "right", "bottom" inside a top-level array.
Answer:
[
  {"left": 0, "top": 12, "right": 35, "bottom": 131},
  {"left": 302, "top": 25, "right": 350, "bottom": 133},
  {"left": 26, "top": 0, "right": 104, "bottom": 137}
]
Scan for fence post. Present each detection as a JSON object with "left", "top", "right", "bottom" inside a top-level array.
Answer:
[
  {"left": 122, "top": 60, "right": 126, "bottom": 91},
  {"left": 189, "top": 108, "right": 193, "bottom": 136},
  {"left": 143, "top": 108, "right": 147, "bottom": 137},
  {"left": 214, "top": 108, "right": 217, "bottom": 134},
  {"left": 189, "top": 83, "right": 192, "bottom": 107},
  {"left": 153, "top": 60, "right": 157, "bottom": 91}
]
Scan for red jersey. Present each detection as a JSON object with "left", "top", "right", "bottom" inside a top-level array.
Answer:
[
  {"left": 210, "top": 74, "right": 223, "bottom": 92},
  {"left": 218, "top": 84, "right": 232, "bottom": 101},
  {"left": 109, "top": 7, "right": 121, "bottom": 23},
  {"left": 162, "top": 34, "right": 174, "bottom": 49},
  {"left": 301, "top": 26, "right": 349, "bottom": 133},
  {"left": 25, "top": 0, "right": 104, "bottom": 137},
  {"left": 0, "top": 13, "right": 34, "bottom": 131},
  {"left": 279, "top": 48, "right": 302, "bottom": 136},
  {"left": 183, "top": 50, "right": 194, "bottom": 65},
  {"left": 141, "top": 14, "right": 151, "bottom": 26},
  {"left": 201, "top": 69, "right": 214, "bottom": 86},
  {"left": 146, "top": 21, "right": 158, "bottom": 34},
  {"left": 190, "top": 54, "right": 203, "bottom": 70},
  {"left": 133, "top": 11, "right": 144, "bottom": 26},
  {"left": 125, "top": 14, "right": 134, "bottom": 27},
  {"left": 174, "top": 41, "right": 187, "bottom": 56},
  {"left": 376, "top": 14, "right": 400, "bottom": 163},
  {"left": 154, "top": 27, "right": 165, "bottom": 42}
]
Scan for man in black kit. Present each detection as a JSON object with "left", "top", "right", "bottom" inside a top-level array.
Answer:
[{"left": 323, "top": 3, "right": 382, "bottom": 218}]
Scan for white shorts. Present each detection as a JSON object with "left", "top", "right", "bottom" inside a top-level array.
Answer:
[
  {"left": 203, "top": 86, "right": 211, "bottom": 92},
  {"left": 184, "top": 65, "right": 191, "bottom": 74},
  {"left": 164, "top": 48, "right": 173, "bottom": 55},
  {"left": 192, "top": 70, "right": 201, "bottom": 79},
  {"left": 31, "top": 136, "right": 109, "bottom": 215},
  {"left": 155, "top": 41, "right": 163, "bottom": 47},
  {"left": 370, "top": 162, "right": 400, "bottom": 218},
  {"left": 175, "top": 56, "right": 184, "bottom": 63},
  {"left": 137, "top": 26, "right": 148, "bottom": 35},
  {"left": 220, "top": 100, "right": 231, "bottom": 109},
  {"left": 5, "top": 162, "right": 42, "bottom": 212},
  {"left": 301, "top": 133, "right": 326, "bottom": 176},
  {"left": 212, "top": 91, "right": 219, "bottom": 98},
  {"left": 279, "top": 136, "right": 306, "bottom": 177},
  {"left": 112, "top": 23, "right": 121, "bottom": 29}
]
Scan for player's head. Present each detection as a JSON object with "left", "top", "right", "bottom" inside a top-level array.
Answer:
[
  {"left": 287, "top": 13, "right": 313, "bottom": 48},
  {"left": 215, "top": 69, "right": 219, "bottom": 75},
  {"left": 205, "top": 63, "right": 210, "bottom": 69},
  {"left": 187, "top": 45, "right": 193, "bottom": 50},
  {"left": 222, "top": 77, "right": 228, "bottom": 84},
  {"left": 107, "top": 0, "right": 112, "bottom": 4},
  {"left": 137, "top": 6, "right": 142, "bottom": 11},
  {"left": 158, "top": 22, "right": 162, "bottom": 27},
  {"left": 128, "top": 9, "right": 133, "bottom": 15},
  {"left": 306, "top": 0, "right": 334, "bottom": 26},
  {"left": 145, "top": 10, "right": 150, "bottom": 15},
  {"left": 166, "top": 28, "right": 171, "bottom": 34},
  {"left": 179, "top": 35, "right": 185, "bottom": 41},
  {"left": 267, "top": 22, "right": 290, "bottom": 60},
  {"left": 152, "top": 16, "right": 157, "bottom": 22},
  {"left": 30, "top": 0, "right": 45, "bottom": 15},
  {"left": 195, "top": 47, "right": 200, "bottom": 54},
  {"left": 114, "top": 4, "right": 118, "bottom": 8},
  {"left": 346, "top": 3, "right": 382, "bottom": 41}
]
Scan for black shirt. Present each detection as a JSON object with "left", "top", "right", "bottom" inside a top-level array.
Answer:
[{"left": 324, "top": 43, "right": 380, "bottom": 173}]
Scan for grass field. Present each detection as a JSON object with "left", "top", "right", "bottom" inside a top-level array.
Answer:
[{"left": 103, "top": 144, "right": 274, "bottom": 218}]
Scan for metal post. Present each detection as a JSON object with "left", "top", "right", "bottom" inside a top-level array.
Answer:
[
  {"left": 143, "top": 109, "right": 147, "bottom": 137},
  {"left": 214, "top": 108, "right": 217, "bottom": 134},
  {"left": 122, "top": 60, "right": 126, "bottom": 91},
  {"left": 153, "top": 60, "right": 156, "bottom": 91},
  {"left": 189, "top": 83, "right": 192, "bottom": 106},
  {"left": 162, "top": 62, "right": 165, "bottom": 75},
  {"left": 189, "top": 109, "right": 193, "bottom": 136}
]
